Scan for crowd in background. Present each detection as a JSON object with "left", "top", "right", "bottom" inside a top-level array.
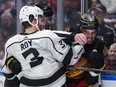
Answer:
[
  {"left": 0, "top": 0, "right": 16, "bottom": 69},
  {"left": 0, "top": 0, "right": 116, "bottom": 73},
  {"left": 0, "top": 0, "right": 16, "bottom": 48}
]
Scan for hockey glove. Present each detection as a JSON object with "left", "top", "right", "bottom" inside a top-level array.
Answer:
[
  {"left": 69, "top": 24, "right": 81, "bottom": 33},
  {"left": 4, "top": 76, "right": 20, "bottom": 87},
  {"left": 85, "top": 72, "right": 99, "bottom": 85},
  {"left": 6, "top": 56, "right": 22, "bottom": 74},
  {"left": 88, "top": 51, "right": 104, "bottom": 69}
]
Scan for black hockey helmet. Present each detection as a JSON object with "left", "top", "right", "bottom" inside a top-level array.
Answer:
[
  {"left": 80, "top": 14, "right": 99, "bottom": 32},
  {"left": 35, "top": 2, "right": 53, "bottom": 17}
]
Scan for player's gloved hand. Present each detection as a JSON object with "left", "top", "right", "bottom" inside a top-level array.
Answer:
[
  {"left": 69, "top": 24, "right": 81, "bottom": 33},
  {"left": 4, "top": 76, "right": 20, "bottom": 87},
  {"left": 6, "top": 56, "right": 22, "bottom": 74},
  {"left": 88, "top": 51, "right": 104, "bottom": 69},
  {"left": 85, "top": 72, "right": 98, "bottom": 85}
]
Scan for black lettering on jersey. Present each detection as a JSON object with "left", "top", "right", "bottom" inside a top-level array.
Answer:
[
  {"left": 20, "top": 40, "right": 32, "bottom": 51},
  {"left": 58, "top": 40, "right": 65, "bottom": 48},
  {"left": 22, "top": 48, "right": 43, "bottom": 68}
]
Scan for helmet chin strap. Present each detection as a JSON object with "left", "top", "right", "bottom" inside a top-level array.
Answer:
[{"left": 35, "top": 23, "right": 40, "bottom": 30}]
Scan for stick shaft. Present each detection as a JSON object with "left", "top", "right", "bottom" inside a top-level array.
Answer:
[{"left": 69, "top": 66, "right": 116, "bottom": 74}]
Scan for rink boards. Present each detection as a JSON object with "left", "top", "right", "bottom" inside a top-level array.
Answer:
[
  {"left": 101, "top": 74, "right": 116, "bottom": 87},
  {"left": 0, "top": 72, "right": 116, "bottom": 87}
]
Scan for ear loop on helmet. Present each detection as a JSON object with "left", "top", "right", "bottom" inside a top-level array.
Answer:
[
  {"left": 34, "top": 15, "right": 45, "bottom": 30},
  {"left": 27, "top": 15, "right": 40, "bottom": 31}
]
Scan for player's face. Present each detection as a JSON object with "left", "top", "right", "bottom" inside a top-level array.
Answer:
[
  {"left": 44, "top": 16, "right": 54, "bottom": 29},
  {"left": 38, "top": 16, "right": 45, "bottom": 30},
  {"left": 46, "top": 16, "right": 54, "bottom": 24},
  {"left": 83, "top": 29, "right": 97, "bottom": 44}
]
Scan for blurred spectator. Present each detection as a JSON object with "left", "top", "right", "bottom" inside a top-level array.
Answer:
[
  {"left": 0, "top": 0, "right": 16, "bottom": 55},
  {"left": 100, "top": 0, "right": 116, "bottom": 14},
  {"left": 0, "top": 10, "right": 16, "bottom": 40},
  {"left": 91, "top": 0, "right": 100, "bottom": 8},
  {"left": 105, "top": 43, "right": 116, "bottom": 71},
  {"left": 0, "top": 1, "right": 4, "bottom": 16},
  {"left": 3, "top": 0, "right": 15, "bottom": 10},
  {"left": 0, "top": 46, "right": 4, "bottom": 71},
  {"left": 68, "top": 0, "right": 81, "bottom": 25},
  {"left": 100, "top": 0, "right": 116, "bottom": 22},
  {"left": 63, "top": 0, "right": 71, "bottom": 23},
  {"left": 88, "top": 0, "right": 101, "bottom": 14},
  {"left": 48, "top": 0, "right": 56, "bottom": 10},
  {"left": 0, "top": 33, "right": 5, "bottom": 46},
  {"left": 93, "top": 3, "right": 115, "bottom": 49},
  {"left": 64, "top": 0, "right": 81, "bottom": 29}
]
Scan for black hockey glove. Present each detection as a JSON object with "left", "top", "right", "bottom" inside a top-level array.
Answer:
[
  {"left": 85, "top": 72, "right": 98, "bottom": 85},
  {"left": 6, "top": 56, "right": 22, "bottom": 75},
  {"left": 68, "top": 24, "right": 81, "bottom": 33},
  {"left": 4, "top": 77, "right": 20, "bottom": 87},
  {"left": 88, "top": 51, "right": 104, "bottom": 69}
]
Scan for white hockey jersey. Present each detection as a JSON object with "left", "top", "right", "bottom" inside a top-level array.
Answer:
[{"left": 2, "top": 30, "right": 84, "bottom": 87}]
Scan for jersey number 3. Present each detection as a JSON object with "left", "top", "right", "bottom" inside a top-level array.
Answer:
[{"left": 22, "top": 48, "right": 43, "bottom": 68}]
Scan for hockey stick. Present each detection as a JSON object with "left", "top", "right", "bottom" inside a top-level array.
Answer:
[{"left": 68, "top": 66, "right": 116, "bottom": 75}]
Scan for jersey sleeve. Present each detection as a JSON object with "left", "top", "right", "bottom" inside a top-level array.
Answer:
[
  {"left": 41, "top": 31, "right": 84, "bottom": 66},
  {"left": 53, "top": 30, "right": 76, "bottom": 46}
]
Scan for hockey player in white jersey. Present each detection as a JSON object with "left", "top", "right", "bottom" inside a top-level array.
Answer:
[{"left": 2, "top": 5, "right": 87, "bottom": 87}]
